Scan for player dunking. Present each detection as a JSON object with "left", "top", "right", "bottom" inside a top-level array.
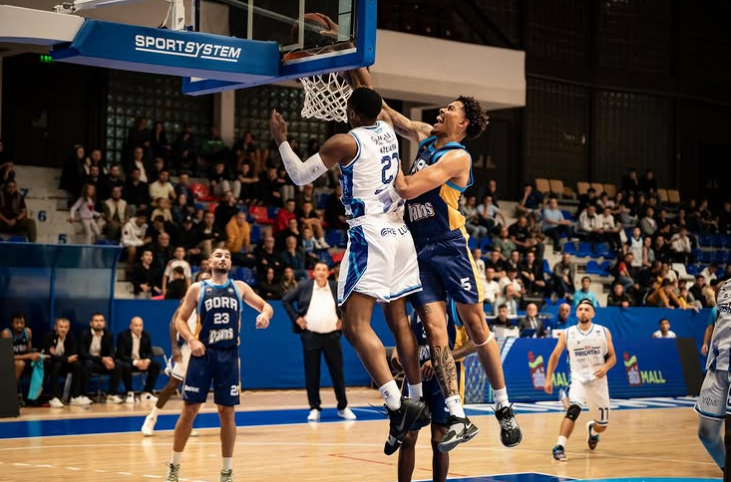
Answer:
[
  {"left": 348, "top": 67, "right": 521, "bottom": 450},
  {"left": 696, "top": 279, "right": 731, "bottom": 478},
  {"left": 269, "top": 88, "right": 429, "bottom": 455},
  {"left": 164, "top": 249, "right": 273, "bottom": 482},
  {"left": 544, "top": 299, "right": 616, "bottom": 461},
  {"left": 141, "top": 271, "right": 211, "bottom": 437}
]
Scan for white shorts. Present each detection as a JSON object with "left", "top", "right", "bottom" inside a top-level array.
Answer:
[
  {"left": 166, "top": 343, "right": 191, "bottom": 381},
  {"left": 568, "top": 377, "right": 610, "bottom": 426},
  {"left": 695, "top": 369, "right": 729, "bottom": 420},
  {"left": 337, "top": 214, "right": 422, "bottom": 305}
]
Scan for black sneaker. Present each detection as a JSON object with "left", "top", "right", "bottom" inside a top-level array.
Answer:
[
  {"left": 495, "top": 404, "right": 522, "bottom": 447},
  {"left": 586, "top": 421, "right": 600, "bottom": 450},
  {"left": 437, "top": 415, "right": 480, "bottom": 452},
  {"left": 383, "top": 397, "right": 427, "bottom": 456},
  {"left": 552, "top": 444, "right": 567, "bottom": 461},
  {"left": 409, "top": 398, "right": 431, "bottom": 430}
]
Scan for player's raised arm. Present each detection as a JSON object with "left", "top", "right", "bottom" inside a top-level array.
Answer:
[
  {"left": 269, "top": 110, "right": 357, "bottom": 186},
  {"left": 394, "top": 149, "right": 471, "bottom": 200},
  {"left": 544, "top": 332, "right": 567, "bottom": 394},
  {"left": 235, "top": 280, "right": 274, "bottom": 329},
  {"left": 347, "top": 67, "right": 432, "bottom": 142}
]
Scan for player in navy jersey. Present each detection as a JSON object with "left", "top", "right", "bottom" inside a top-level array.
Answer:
[
  {"left": 164, "top": 248, "right": 273, "bottom": 482},
  {"left": 347, "top": 67, "right": 522, "bottom": 450},
  {"left": 391, "top": 298, "right": 476, "bottom": 482}
]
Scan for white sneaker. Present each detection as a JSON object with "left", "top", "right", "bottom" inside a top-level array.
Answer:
[
  {"left": 125, "top": 392, "right": 136, "bottom": 404},
  {"left": 70, "top": 395, "right": 93, "bottom": 406},
  {"left": 318, "top": 237, "right": 331, "bottom": 249},
  {"left": 307, "top": 409, "right": 320, "bottom": 422},
  {"left": 106, "top": 394, "right": 124, "bottom": 404},
  {"left": 141, "top": 413, "right": 157, "bottom": 437},
  {"left": 190, "top": 429, "right": 200, "bottom": 437},
  {"left": 49, "top": 397, "right": 64, "bottom": 408},
  {"left": 141, "top": 392, "right": 158, "bottom": 403},
  {"left": 337, "top": 407, "right": 357, "bottom": 420}
]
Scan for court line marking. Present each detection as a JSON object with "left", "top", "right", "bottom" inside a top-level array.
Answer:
[
  {"left": 0, "top": 440, "right": 715, "bottom": 468},
  {"left": 327, "top": 452, "right": 470, "bottom": 477}
]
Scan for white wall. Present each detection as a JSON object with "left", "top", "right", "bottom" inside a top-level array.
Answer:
[{"left": 371, "top": 30, "right": 525, "bottom": 111}]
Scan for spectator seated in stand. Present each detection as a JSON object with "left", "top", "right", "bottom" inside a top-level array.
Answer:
[
  {"left": 116, "top": 317, "right": 160, "bottom": 403},
  {"left": 489, "top": 303, "right": 513, "bottom": 331},
  {"left": 606, "top": 282, "right": 632, "bottom": 308},
  {"left": 279, "top": 266, "right": 299, "bottom": 295},
  {"left": 483, "top": 266, "right": 501, "bottom": 306},
  {"left": 258, "top": 266, "right": 283, "bottom": 300},
  {"left": 164, "top": 266, "right": 188, "bottom": 300},
  {"left": 494, "top": 284, "right": 519, "bottom": 316},
  {"left": 132, "top": 249, "right": 161, "bottom": 299},
  {"left": 509, "top": 215, "right": 545, "bottom": 259},
  {"left": 226, "top": 211, "right": 255, "bottom": 267},
  {"left": 102, "top": 186, "right": 129, "bottom": 242},
  {"left": 554, "top": 303, "right": 576, "bottom": 328},
  {"left": 1, "top": 312, "right": 41, "bottom": 395},
  {"left": 0, "top": 180, "right": 37, "bottom": 242},
  {"left": 122, "top": 212, "right": 151, "bottom": 263},
  {"left": 551, "top": 253, "right": 576, "bottom": 301},
  {"left": 518, "top": 303, "right": 545, "bottom": 338},
  {"left": 301, "top": 226, "right": 320, "bottom": 269},
  {"left": 78, "top": 313, "right": 124, "bottom": 403},
  {"left": 299, "top": 200, "right": 329, "bottom": 248},
  {"left": 276, "top": 218, "right": 301, "bottom": 251},
  {"left": 646, "top": 279, "right": 697, "bottom": 311},
  {"left": 280, "top": 236, "right": 308, "bottom": 281},
  {"left": 123, "top": 167, "right": 152, "bottom": 216},
  {"left": 255, "top": 236, "right": 282, "bottom": 276},
  {"left": 542, "top": 197, "right": 572, "bottom": 254},
  {"left": 148, "top": 169, "right": 176, "bottom": 207},
  {"left": 573, "top": 276, "right": 599, "bottom": 308},
  {"left": 196, "top": 211, "right": 225, "bottom": 259},
  {"left": 215, "top": 190, "right": 240, "bottom": 233},
  {"left": 99, "top": 163, "right": 124, "bottom": 201},
  {"left": 519, "top": 251, "right": 546, "bottom": 295},
  {"left": 652, "top": 318, "right": 677, "bottom": 339},
  {"left": 485, "top": 249, "right": 507, "bottom": 278},
  {"left": 161, "top": 246, "right": 192, "bottom": 298},
  {"left": 41, "top": 317, "right": 91, "bottom": 407}
]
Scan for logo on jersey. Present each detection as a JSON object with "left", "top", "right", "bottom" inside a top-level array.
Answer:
[
  {"left": 623, "top": 352, "right": 666, "bottom": 386},
  {"left": 573, "top": 345, "right": 603, "bottom": 357},
  {"left": 408, "top": 202, "right": 435, "bottom": 223},
  {"left": 718, "top": 304, "right": 731, "bottom": 315},
  {"left": 204, "top": 296, "right": 239, "bottom": 312},
  {"left": 209, "top": 328, "right": 234, "bottom": 344},
  {"left": 183, "top": 385, "right": 200, "bottom": 393},
  {"left": 381, "top": 228, "right": 397, "bottom": 237},
  {"left": 410, "top": 158, "right": 428, "bottom": 174}
]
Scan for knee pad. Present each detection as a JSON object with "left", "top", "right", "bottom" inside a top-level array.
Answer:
[{"left": 565, "top": 404, "right": 581, "bottom": 422}]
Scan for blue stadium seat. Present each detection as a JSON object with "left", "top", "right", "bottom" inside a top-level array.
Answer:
[
  {"left": 586, "top": 261, "right": 601, "bottom": 275},
  {"left": 712, "top": 234, "right": 725, "bottom": 248},
  {"left": 250, "top": 224, "right": 262, "bottom": 244},
  {"left": 561, "top": 210, "right": 574, "bottom": 221},
  {"left": 234, "top": 267, "right": 257, "bottom": 286},
  {"left": 699, "top": 251, "right": 714, "bottom": 264},
  {"left": 599, "top": 261, "right": 612, "bottom": 276},
  {"left": 481, "top": 237, "right": 493, "bottom": 250},
  {"left": 591, "top": 243, "right": 610, "bottom": 259},
  {"left": 698, "top": 235, "right": 713, "bottom": 248},
  {"left": 686, "top": 264, "right": 700, "bottom": 275},
  {"left": 468, "top": 237, "right": 478, "bottom": 250},
  {"left": 543, "top": 259, "right": 552, "bottom": 276},
  {"left": 326, "top": 229, "right": 347, "bottom": 248},
  {"left": 714, "top": 251, "right": 727, "bottom": 264},
  {"left": 315, "top": 193, "right": 331, "bottom": 210},
  {"left": 195, "top": 202, "right": 205, "bottom": 211},
  {"left": 95, "top": 240, "right": 117, "bottom": 246},
  {"left": 5, "top": 236, "right": 27, "bottom": 243},
  {"left": 692, "top": 248, "right": 703, "bottom": 261},
  {"left": 576, "top": 242, "right": 592, "bottom": 258},
  {"left": 317, "top": 249, "right": 334, "bottom": 268},
  {"left": 563, "top": 241, "right": 577, "bottom": 255},
  {"left": 268, "top": 206, "right": 280, "bottom": 220}
]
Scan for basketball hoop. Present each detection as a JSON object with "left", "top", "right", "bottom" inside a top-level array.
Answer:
[{"left": 298, "top": 72, "right": 352, "bottom": 123}]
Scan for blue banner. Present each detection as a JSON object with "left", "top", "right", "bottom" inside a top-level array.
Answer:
[
  {"left": 52, "top": 20, "right": 279, "bottom": 83},
  {"left": 501, "top": 338, "right": 688, "bottom": 402}
]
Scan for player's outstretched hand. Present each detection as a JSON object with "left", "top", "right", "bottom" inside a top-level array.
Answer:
[
  {"left": 544, "top": 380, "right": 553, "bottom": 395},
  {"left": 269, "top": 110, "right": 287, "bottom": 146},
  {"left": 255, "top": 314, "right": 270, "bottom": 329},
  {"left": 189, "top": 339, "right": 206, "bottom": 357}
]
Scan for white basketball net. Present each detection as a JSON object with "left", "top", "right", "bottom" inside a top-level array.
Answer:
[{"left": 299, "top": 72, "right": 353, "bottom": 123}]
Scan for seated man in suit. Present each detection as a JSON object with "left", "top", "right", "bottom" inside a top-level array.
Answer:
[
  {"left": 116, "top": 316, "right": 160, "bottom": 403},
  {"left": 517, "top": 303, "right": 546, "bottom": 338},
  {"left": 281, "top": 260, "right": 355, "bottom": 422},
  {"left": 41, "top": 317, "right": 92, "bottom": 407},
  {"left": 79, "top": 313, "right": 124, "bottom": 404}
]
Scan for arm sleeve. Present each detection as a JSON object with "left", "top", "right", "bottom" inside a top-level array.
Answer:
[{"left": 278, "top": 142, "right": 328, "bottom": 186}]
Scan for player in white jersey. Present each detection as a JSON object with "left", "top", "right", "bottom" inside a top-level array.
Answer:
[
  {"left": 544, "top": 299, "right": 617, "bottom": 461},
  {"left": 141, "top": 272, "right": 211, "bottom": 437},
  {"left": 269, "top": 88, "right": 429, "bottom": 455},
  {"left": 696, "top": 279, "right": 731, "bottom": 475}
]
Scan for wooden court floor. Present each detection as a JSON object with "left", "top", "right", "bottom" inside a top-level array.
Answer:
[{"left": 0, "top": 389, "right": 719, "bottom": 482}]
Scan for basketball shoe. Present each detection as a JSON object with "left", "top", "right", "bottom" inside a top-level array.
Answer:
[
  {"left": 438, "top": 415, "right": 480, "bottom": 452},
  {"left": 164, "top": 463, "right": 180, "bottom": 482},
  {"left": 495, "top": 404, "right": 523, "bottom": 447},
  {"left": 383, "top": 397, "right": 429, "bottom": 455},
  {"left": 219, "top": 469, "right": 233, "bottom": 482},
  {"left": 552, "top": 445, "right": 567, "bottom": 461},
  {"left": 586, "top": 421, "right": 600, "bottom": 450}
]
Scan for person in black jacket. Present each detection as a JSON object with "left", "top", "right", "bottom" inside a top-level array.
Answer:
[
  {"left": 116, "top": 316, "right": 160, "bottom": 403},
  {"left": 41, "top": 317, "right": 91, "bottom": 407},
  {"left": 281, "top": 261, "right": 355, "bottom": 422},
  {"left": 78, "top": 313, "right": 124, "bottom": 403}
]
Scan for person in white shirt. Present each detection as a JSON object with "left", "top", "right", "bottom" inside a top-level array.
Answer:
[
  {"left": 624, "top": 227, "right": 644, "bottom": 268},
  {"left": 69, "top": 183, "right": 102, "bottom": 245},
  {"left": 670, "top": 227, "right": 693, "bottom": 264},
  {"left": 102, "top": 186, "right": 129, "bottom": 242},
  {"left": 148, "top": 169, "right": 176, "bottom": 206},
  {"left": 652, "top": 318, "right": 677, "bottom": 339},
  {"left": 472, "top": 247, "right": 488, "bottom": 296},
  {"left": 281, "top": 261, "right": 356, "bottom": 422},
  {"left": 122, "top": 213, "right": 151, "bottom": 262},
  {"left": 484, "top": 267, "right": 501, "bottom": 305},
  {"left": 162, "top": 246, "right": 193, "bottom": 298}
]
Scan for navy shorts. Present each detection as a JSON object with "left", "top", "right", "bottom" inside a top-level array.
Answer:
[
  {"left": 410, "top": 229, "right": 484, "bottom": 308},
  {"left": 182, "top": 346, "right": 240, "bottom": 406}
]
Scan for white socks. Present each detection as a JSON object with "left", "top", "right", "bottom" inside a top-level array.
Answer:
[
  {"left": 557, "top": 435, "right": 567, "bottom": 448},
  {"left": 494, "top": 387, "right": 510, "bottom": 410},
  {"left": 379, "top": 380, "right": 402, "bottom": 411},
  {"left": 151, "top": 406, "right": 160, "bottom": 418},
  {"left": 445, "top": 395, "right": 466, "bottom": 418},
  {"left": 222, "top": 457, "right": 232, "bottom": 471},
  {"left": 407, "top": 382, "right": 423, "bottom": 401},
  {"left": 170, "top": 451, "right": 183, "bottom": 466}
]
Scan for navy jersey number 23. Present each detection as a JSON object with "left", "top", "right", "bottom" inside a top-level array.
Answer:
[{"left": 196, "top": 279, "right": 242, "bottom": 348}]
